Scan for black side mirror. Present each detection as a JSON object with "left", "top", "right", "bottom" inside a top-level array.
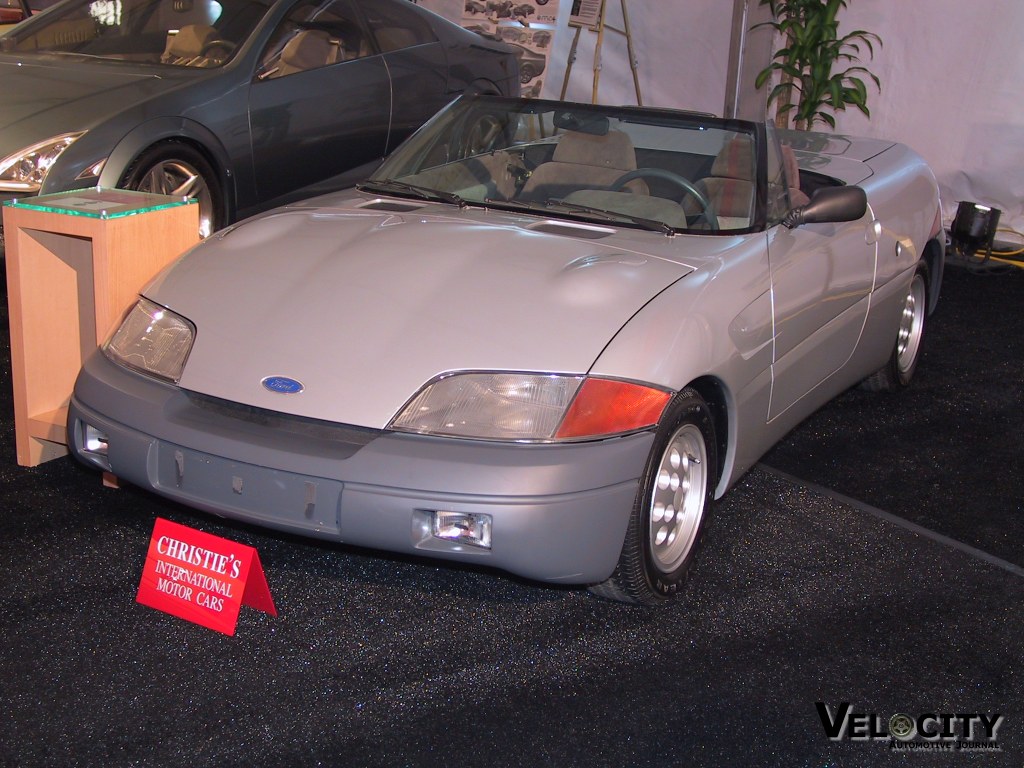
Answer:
[{"left": 782, "top": 185, "right": 867, "bottom": 229}]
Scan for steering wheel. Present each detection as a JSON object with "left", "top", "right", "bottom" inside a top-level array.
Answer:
[
  {"left": 610, "top": 168, "right": 717, "bottom": 230},
  {"left": 465, "top": 114, "right": 505, "bottom": 155},
  {"left": 201, "top": 39, "right": 236, "bottom": 59}
]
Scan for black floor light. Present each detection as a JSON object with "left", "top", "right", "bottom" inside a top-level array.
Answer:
[{"left": 950, "top": 201, "right": 1001, "bottom": 260}]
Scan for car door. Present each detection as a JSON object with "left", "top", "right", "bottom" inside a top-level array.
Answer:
[
  {"left": 766, "top": 130, "right": 878, "bottom": 420},
  {"left": 248, "top": 0, "right": 390, "bottom": 207},
  {"left": 358, "top": 0, "right": 451, "bottom": 154}
]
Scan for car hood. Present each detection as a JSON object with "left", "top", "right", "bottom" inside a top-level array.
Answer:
[
  {"left": 0, "top": 57, "right": 186, "bottom": 139},
  {"left": 147, "top": 204, "right": 697, "bottom": 429}
]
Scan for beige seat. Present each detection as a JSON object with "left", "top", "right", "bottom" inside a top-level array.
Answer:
[
  {"left": 519, "top": 129, "right": 644, "bottom": 202},
  {"left": 781, "top": 143, "right": 811, "bottom": 207},
  {"left": 691, "top": 140, "right": 808, "bottom": 228},
  {"left": 274, "top": 30, "right": 340, "bottom": 77},
  {"left": 162, "top": 24, "right": 218, "bottom": 65},
  {"left": 684, "top": 137, "right": 755, "bottom": 229},
  {"left": 375, "top": 27, "right": 417, "bottom": 52}
]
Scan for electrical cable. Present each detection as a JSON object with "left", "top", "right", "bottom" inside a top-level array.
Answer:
[
  {"left": 944, "top": 226, "right": 1024, "bottom": 275},
  {"left": 989, "top": 227, "right": 1024, "bottom": 259}
]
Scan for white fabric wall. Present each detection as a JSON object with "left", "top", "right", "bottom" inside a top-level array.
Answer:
[
  {"left": 816, "top": 1, "right": 1024, "bottom": 234},
  {"left": 544, "top": 0, "right": 733, "bottom": 116}
]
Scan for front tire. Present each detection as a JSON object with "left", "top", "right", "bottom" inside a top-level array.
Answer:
[
  {"left": 120, "top": 141, "right": 224, "bottom": 238},
  {"left": 589, "top": 388, "right": 717, "bottom": 604},
  {"left": 862, "top": 260, "right": 929, "bottom": 392}
]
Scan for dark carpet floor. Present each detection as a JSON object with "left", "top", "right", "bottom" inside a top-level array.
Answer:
[
  {"left": 763, "top": 262, "right": 1024, "bottom": 566},
  {"left": 0, "top": 259, "right": 1021, "bottom": 767}
]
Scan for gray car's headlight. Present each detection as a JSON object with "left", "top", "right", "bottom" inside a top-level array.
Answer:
[
  {"left": 0, "top": 132, "right": 85, "bottom": 192},
  {"left": 389, "top": 372, "right": 672, "bottom": 442},
  {"left": 104, "top": 298, "right": 195, "bottom": 384}
]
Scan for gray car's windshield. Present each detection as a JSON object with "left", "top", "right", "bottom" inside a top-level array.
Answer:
[
  {"left": 2, "top": 0, "right": 272, "bottom": 67},
  {"left": 371, "top": 96, "right": 767, "bottom": 235}
]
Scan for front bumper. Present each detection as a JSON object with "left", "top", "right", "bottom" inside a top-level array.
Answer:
[{"left": 68, "top": 351, "right": 655, "bottom": 584}]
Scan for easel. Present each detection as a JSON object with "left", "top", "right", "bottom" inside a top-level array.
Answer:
[{"left": 559, "top": 0, "right": 642, "bottom": 105}]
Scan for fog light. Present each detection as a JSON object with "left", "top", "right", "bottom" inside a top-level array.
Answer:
[
  {"left": 84, "top": 424, "right": 109, "bottom": 456},
  {"left": 432, "top": 511, "right": 492, "bottom": 549}
]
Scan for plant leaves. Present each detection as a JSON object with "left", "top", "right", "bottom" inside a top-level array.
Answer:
[{"left": 752, "top": 0, "right": 881, "bottom": 132}]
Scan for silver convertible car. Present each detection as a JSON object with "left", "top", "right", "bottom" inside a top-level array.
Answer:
[
  {"left": 68, "top": 96, "right": 945, "bottom": 604},
  {"left": 0, "top": 0, "right": 518, "bottom": 237}
]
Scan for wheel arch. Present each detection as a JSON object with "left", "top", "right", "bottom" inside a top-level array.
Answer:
[
  {"left": 921, "top": 234, "right": 944, "bottom": 315},
  {"left": 683, "top": 375, "right": 729, "bottom": 498},
  {"left": 100, "top": 117, "right": 236, "bottom": 223},
  {"left": 466, "top": 78, "right": 502, "bottom": 96}
]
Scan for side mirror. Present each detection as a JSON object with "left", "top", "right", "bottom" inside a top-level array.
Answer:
[{"left": 782, "top": 185, "right": 867, "bottom": 229}]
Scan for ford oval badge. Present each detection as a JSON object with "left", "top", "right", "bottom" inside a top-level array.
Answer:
[{"left": 261, "top": 375, "right": 304, "bottom": 394}]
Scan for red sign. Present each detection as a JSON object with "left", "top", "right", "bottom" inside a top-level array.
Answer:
[{"left": 136, "top": 518, "right": 277, "bottom": 636}]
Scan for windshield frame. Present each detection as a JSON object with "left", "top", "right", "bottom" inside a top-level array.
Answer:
[{"left": 370, "top": 95, "right": 769, "bottom": 236}]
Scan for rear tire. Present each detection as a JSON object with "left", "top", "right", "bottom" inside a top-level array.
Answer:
[
  {"left": 120, "top": 141, "right": 224, "bottom": 238},
  {"left": 588, "top": 387, "right": 716, "bottom": 605},
  {"left": 861, "top": 260, "right": 929, "bottom": 392}
]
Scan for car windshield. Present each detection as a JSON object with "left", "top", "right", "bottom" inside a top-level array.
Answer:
[
  {"left": 368, "top": 96, "right": 764, "bottom": 235},
  {"left": 0, "top": 0, "right": 272, "bottom": 67}
]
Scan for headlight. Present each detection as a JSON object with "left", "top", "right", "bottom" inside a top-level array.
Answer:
[
  {"left": 0, "top": 132, "right": 85, "bottom": 192},
  {"left": 389, "top": 372, "right": 671, "bottom": 442},
  {"left": 104, "top": 298, "right": 195, "bottom": 384}
]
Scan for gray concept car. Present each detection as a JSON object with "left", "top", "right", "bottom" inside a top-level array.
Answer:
[
  {"left": 0, "top": 0, "right": 518, "bottom": 238},
  {"left": 69, "top": 96, "right": 945, "bottom": 604}
]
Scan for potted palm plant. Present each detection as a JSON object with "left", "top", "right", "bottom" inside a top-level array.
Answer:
[{"left": 753, "top": 0, "right": 881, "bottom": 130}]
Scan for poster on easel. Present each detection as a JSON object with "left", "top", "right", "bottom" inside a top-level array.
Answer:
[
  {"left": 569, "top": 0, "right": 601, "bottom": 28},
  {"left": 461, "top": 0, "right": 558, "bottom": 26}
]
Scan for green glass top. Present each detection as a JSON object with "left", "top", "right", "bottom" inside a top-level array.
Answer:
[{"left": 2, "top": 187, "right": 196, "bottom": 219}]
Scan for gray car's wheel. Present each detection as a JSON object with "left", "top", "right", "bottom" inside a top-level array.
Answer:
[
  {"left": 589, "top": 387, "right": 716, "bottom": 604},
  {"left": 861, "top": 260, "right": 929, "bottom": 392},
  {"left": 120, "top": 141, "right": 224, "bottom": 238},
  {"left": 462, "top": 113, "right": 505, "bottom": 155}
]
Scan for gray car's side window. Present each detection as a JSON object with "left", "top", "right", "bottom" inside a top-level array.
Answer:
[
  {"left": 359, "top": 0, "right": 436, "bottom": 53},
  {"left": 257, "top": 0, "right": 370, "bottom": 79}
]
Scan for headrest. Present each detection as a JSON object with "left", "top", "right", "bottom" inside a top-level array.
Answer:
[
  {"left": 711, "top": 137, "right": 754, "bottom": 181},
  {"left": 165, "top": 24, "right": 217, "bottom": 59},
  {"left": 281, "top": 30, "right": 333, "bottom": 70},
  {"left": 552, "top": 129, "right": 637, "bottom": 170}
]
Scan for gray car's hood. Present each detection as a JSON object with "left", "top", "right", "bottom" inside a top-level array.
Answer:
[
  {"left": 147, "top": 205, "right": 696, "bottom": 429},
  {"left": 0, "top": 57, "right": 184, "bottom": 137}
]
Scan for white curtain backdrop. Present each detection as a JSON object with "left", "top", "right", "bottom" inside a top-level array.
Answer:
[
  {"left": 543, "top": 0, "right": 733, "bottom": 115},
  {"left": 817, "top": 1, "right": 1024, "bottom": 235}
]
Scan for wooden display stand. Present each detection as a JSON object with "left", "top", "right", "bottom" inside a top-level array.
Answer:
[{"left": 3, "top": 188, "right": 200, "bottom": 466}]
